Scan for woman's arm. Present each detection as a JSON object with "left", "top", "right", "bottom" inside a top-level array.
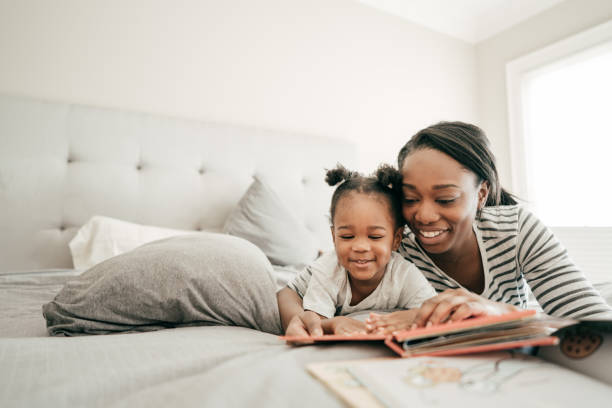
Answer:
[{"left": 517, "top": 208, "right": 612, "bottom": 318}]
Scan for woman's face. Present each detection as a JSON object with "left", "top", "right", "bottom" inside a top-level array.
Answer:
[{"left": 400, "top": 148, "right": 488, "bottom": 256}]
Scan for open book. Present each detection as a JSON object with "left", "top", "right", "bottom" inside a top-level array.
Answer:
[{"left": 280, "top": 309, "right": 567, "bottom": 357}]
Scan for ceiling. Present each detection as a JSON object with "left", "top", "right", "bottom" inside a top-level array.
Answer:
[{"left": 355, "top": 0, "right": 565, "bottom": 43}]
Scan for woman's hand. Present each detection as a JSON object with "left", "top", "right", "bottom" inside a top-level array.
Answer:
[
  {"left": 365, "top": 310, "right": 418, "bottom": 335},
  {"left": 412, "top": 288, "right": 518, "bottom": 327},
  {"left": 322, "top": 316, "right": 367, "bottom": 335}
]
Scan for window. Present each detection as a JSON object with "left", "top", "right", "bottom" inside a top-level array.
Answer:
[
  {"left": 521, "top": 43, "right": 612, "bottom": 226},
  {"left": 507, "top": 19, "right": 612, "bottom": 284},
  {"left": 507, "top": 20, "right": 612, "bottom": 226}
]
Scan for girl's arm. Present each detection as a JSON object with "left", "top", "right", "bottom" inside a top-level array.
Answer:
[
  {"left": 277, "top": 288, "right": 365, "bottom": 336},
  {"left": 277, "top": 287, "right": 305, "bottom": 331},
  {"left": 277, "top": 287, "right": 323, "bottom": 336}
]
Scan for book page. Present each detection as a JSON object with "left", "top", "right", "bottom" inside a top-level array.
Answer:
[{"left": 345, "top": 351, "right": 612, "bottom": 407}]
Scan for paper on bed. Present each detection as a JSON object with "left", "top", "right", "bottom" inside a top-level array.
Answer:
[{"left": 308, "top": 352, "right": 612, "bottom": 408}]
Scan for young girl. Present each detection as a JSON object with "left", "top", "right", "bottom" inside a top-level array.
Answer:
[{"left": 281, "top": 164, "right": 436, "bottom": 336}]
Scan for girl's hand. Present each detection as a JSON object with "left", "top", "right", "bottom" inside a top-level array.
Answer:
[
  {"left": 285, "top": 310, "right": 323, "bottom": 341},
  {"left": 365, "top": 310, "right": 418, "bottom": 335},
  {"left": 412, "top": 288, "right": 518, "bottom": 327},
  {"left": 323, "top": 316, "right": 367, "bottom": 335}
]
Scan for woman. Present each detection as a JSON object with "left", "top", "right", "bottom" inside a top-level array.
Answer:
[{"left": 278, "top": 121, "right": 611, "bottom": 337}]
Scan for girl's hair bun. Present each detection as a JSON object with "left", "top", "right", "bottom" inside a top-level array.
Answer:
[
  {"left": 375, "top": 163, "right": 402, "bottom": 190},
  {"left": 325, "top": 164, "right": 359, "bottom": 187},
  {"left": 326, "top": 162, "right": 403, "bottom": 228}
]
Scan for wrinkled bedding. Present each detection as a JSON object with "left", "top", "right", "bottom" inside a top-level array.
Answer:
[{"left": 0, "top": 270, "right": 394, "bottom": 407}]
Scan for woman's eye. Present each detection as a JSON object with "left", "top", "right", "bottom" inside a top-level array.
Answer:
[
  {"left": 403, "top": 198, "right": 418, "bottom": 204},
  {"left": 437, "top": 198, "right": 457, "bottom": 205}
]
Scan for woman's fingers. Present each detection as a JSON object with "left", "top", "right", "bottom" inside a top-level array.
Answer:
[
  {"left": 448, "top": 302, "right": 485, "bottom": 322},
  {"left": 425, "top": 298, "right": 464, "bottom": 325},
  {"left": 412, "top": 292, "right": 456, "bottom": 327},
  {"left": 413, "top": 289, "right": 480, "bottom": 327},
  {"left": 413, "top": 288, "right": 520, "bottom": 327}
]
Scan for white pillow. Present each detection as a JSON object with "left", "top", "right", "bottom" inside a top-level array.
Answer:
[
  {"left": 69, "top": 216, "right": 197, "bottom": 269},
  {"left": 223, "top": 174, "right": 320, "bottom": 266}
]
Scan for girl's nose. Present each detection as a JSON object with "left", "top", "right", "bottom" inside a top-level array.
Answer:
[
  {"left": 352, "top": 238, "right": 370, "bottom": 252},
  {"left": 415, "top": 201, "right": 440, "bottom": 224}
]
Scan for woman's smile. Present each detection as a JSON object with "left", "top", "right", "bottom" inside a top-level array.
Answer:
[{"left": 416, "top": 228, "right": 450, "bottom": 245}]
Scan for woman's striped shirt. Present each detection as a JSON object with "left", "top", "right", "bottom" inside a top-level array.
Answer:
[{"left": 399, "top": 205, "right": 611, "bottom": 319}]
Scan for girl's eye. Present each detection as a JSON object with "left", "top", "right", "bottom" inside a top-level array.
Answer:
[
  {"left": 369, "top": 236, "right": 384, "bottom": 240},
  {"left": 340, "top": 235, "right": 354, "bottom": 240},
  {"left": 437, "top": 198, "right": 457, "bottom": 205}
]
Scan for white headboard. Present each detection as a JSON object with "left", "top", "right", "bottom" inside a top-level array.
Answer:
[{"left": 0, "top": 94, "right": 356, "bottom": 272}]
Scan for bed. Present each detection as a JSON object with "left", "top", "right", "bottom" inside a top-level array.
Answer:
[
  {"left": 0, "top": 93, "right": 396, "bottom": 407},
  {"left": 4, "top": 93, "right": 612, "bottom": 408}
]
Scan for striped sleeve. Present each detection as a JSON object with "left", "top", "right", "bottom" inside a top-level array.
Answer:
[{"left": 517, "top": 207, "right": 612, "bottom": 319}]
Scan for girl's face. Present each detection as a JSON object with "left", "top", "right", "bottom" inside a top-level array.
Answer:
[
  {"left": 400, "top": 148, "right": 489, "bottom": 257},
  {"left": 331, "top": 192, "right": 402, "bottom": 286}
]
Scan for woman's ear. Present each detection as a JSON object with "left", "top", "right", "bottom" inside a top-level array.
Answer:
[
  {"left": 330, "top": 225, "right": 335, "bottom": 242},
  {"left": 478, "top": 181, "right": 490, "bottom": 209},
  {"left": 392, "top": 226, "right": 403, "bottom": 251}
]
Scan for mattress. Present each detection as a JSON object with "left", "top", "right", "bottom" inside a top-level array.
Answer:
[{"left": 0, "top": 270, "right": 394, "bottom": 407}]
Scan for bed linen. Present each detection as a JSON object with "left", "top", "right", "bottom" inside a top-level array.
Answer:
[{"left": 0, "top": 269, "right": 394, "bottom": 407}]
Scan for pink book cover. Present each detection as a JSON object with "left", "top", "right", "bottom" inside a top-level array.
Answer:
[
  {"left": 280, "top": 309, "right": 564, "bottom": 357},
  {"left": 391, "top": 309, "right": 538, "bottom": 342}
]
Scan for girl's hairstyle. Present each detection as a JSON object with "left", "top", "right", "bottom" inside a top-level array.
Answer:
[
  {"left": 326, "top": 163, "right": 403, "bottom": 228},
  {"left": 397, "top": 121, "right": 517, "bottom": 206}
]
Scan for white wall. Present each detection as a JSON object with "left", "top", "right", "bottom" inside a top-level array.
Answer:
[
  {"left": 0, "top": 0, "right": 477, "bottom": 173},
  {"left": 475, "top": 0, "right": 612, "bottom": 191}
]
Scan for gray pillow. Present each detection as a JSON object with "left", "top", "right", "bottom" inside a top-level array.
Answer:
[
  {"left": 223, "top": 174, "right": 320, "bottom": 266},
  {"left": 43, "top": 233, "right": 282, "bottom": 336}
]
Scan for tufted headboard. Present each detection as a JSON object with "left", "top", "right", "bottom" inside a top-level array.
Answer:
[{"left": 0, "top": 94, "right": 356, "bottom": 273}]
